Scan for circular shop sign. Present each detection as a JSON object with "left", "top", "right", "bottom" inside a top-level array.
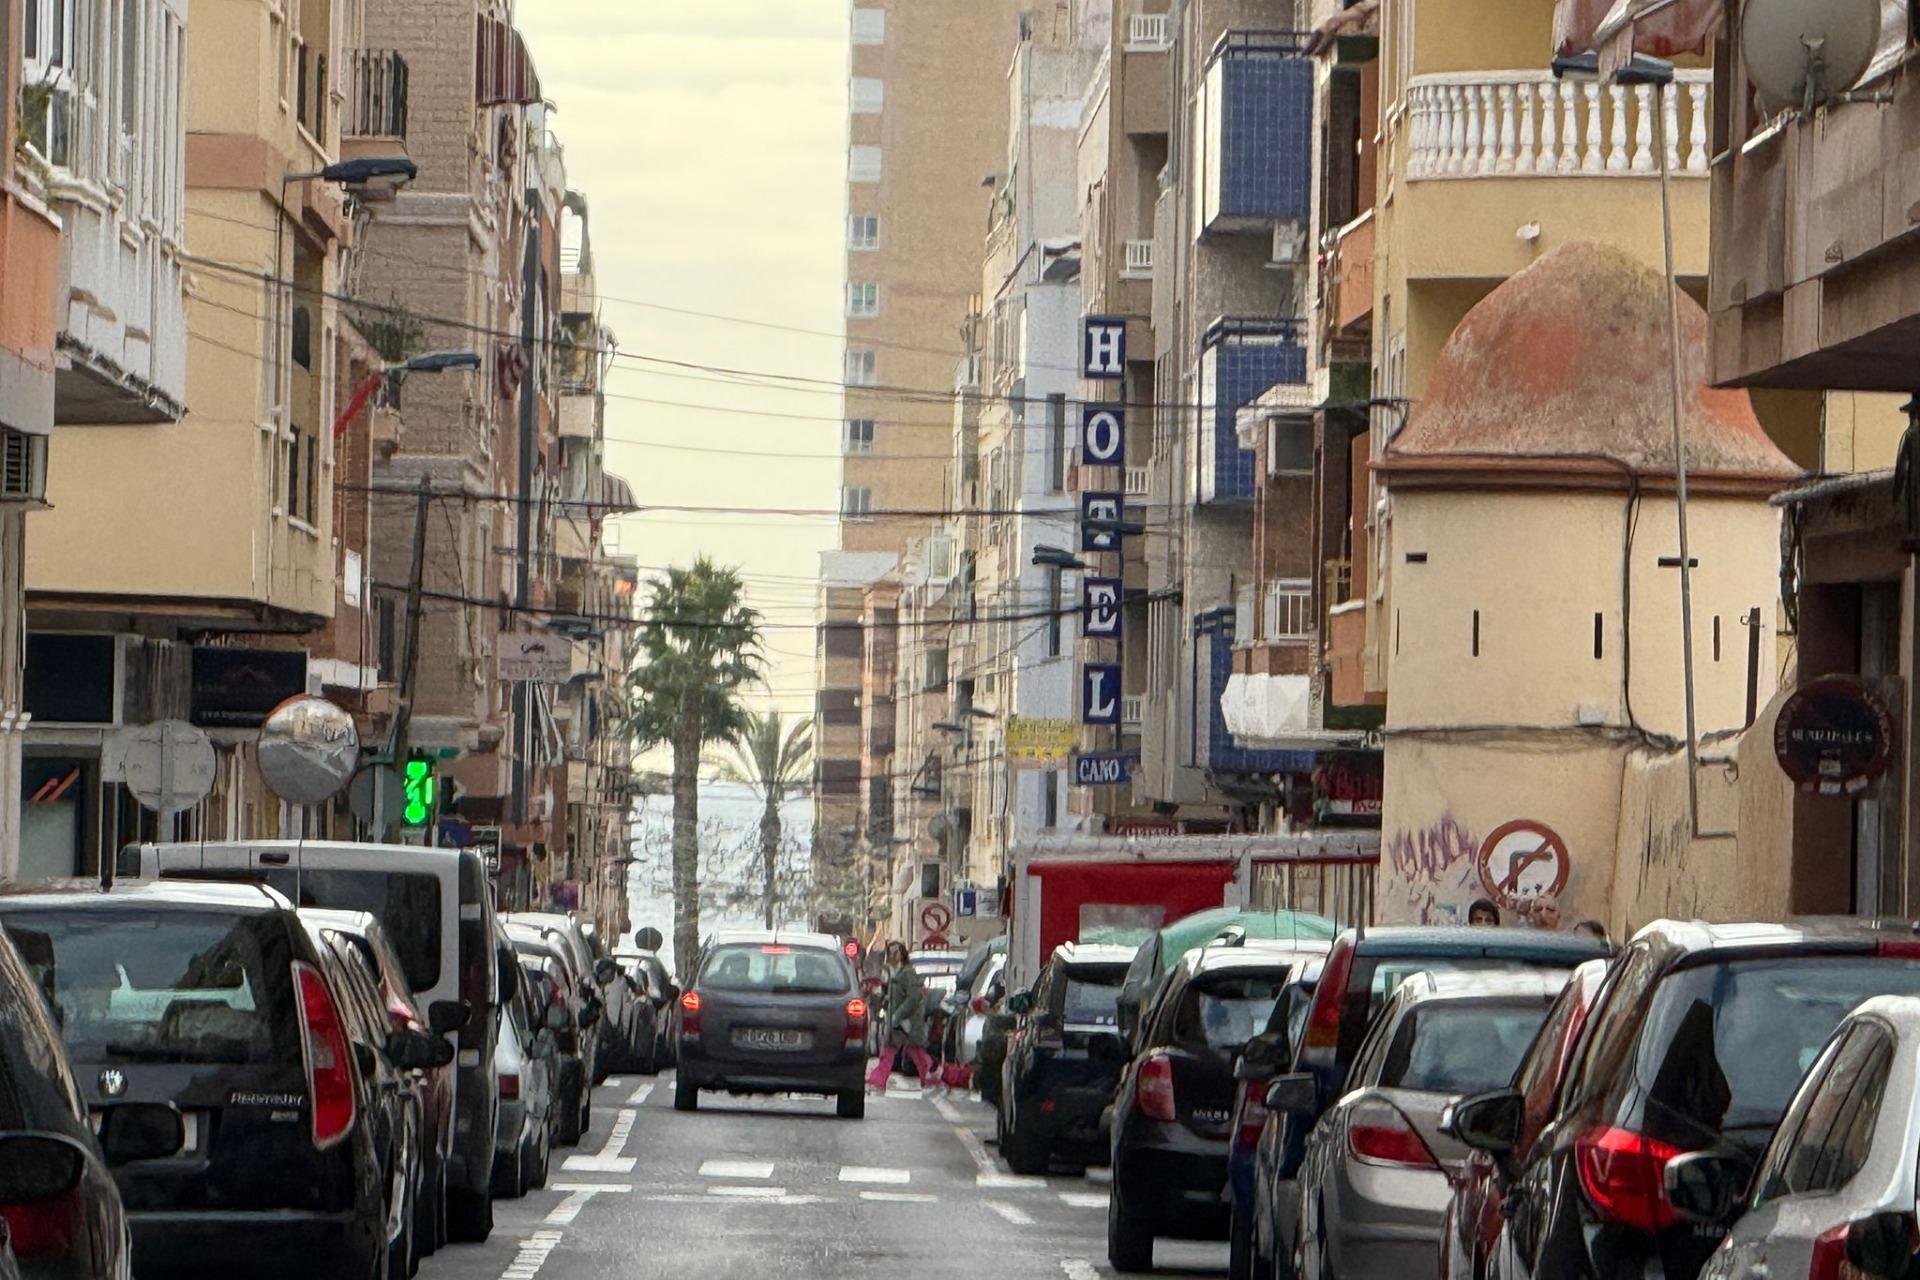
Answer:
[
  {"left": 1477, "top": 820, "right": 1570, "bottom": 913},
  {"left": 920, "top": 902, "right": 953, "bottom": 935},
  {"left": 1774, "top": 677, "right": 1895, "bottom": 796}
]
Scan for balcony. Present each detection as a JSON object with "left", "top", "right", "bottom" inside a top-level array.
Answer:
[
  {"left": 1323, "top": 212, "right": 1374, "bottom": 340},
  {"left": 1125, "top": 466, "right": 1150, "bottom": 497},
  {"left": 346, "top": 51, "right": 410, "bottom": 141},
  {"left": 1127, "top": 13, "right": 1170, "bottom": 51},
  {"left": 1197, "top": 319, "right": 1307, "bottom": 505},
  {"left": 1262, "top": 578, "right": 1312, "bottom": 642},
  {"left": 1405, "top": 71, "right": 1709, "bottom": 182},
  {"left": 1200, "top": 32, "right": 1313, "bottom": 237},
  {"left": 1121, "top": 240, "right": 1155, "bottom": 280}
]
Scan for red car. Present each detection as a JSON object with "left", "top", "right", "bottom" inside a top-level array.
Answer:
[{"left": 1439, "top": 958, "right": 1610, "bottom": 1280}]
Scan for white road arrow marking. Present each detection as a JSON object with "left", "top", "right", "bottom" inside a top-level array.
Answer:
[{"left": 562, "top": 1108, "right": 638, "bottom": 1173}]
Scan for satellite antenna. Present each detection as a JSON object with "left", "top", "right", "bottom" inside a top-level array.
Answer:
[{"left": 1741, "top": 0, "right": 1883, "bottom": 115}]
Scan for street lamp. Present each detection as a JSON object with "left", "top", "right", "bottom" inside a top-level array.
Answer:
[
  {"left": 1033, "top": 545, "right": 1087, "bottom": 571},
  {"left": 333, "top": 351, "right": 482, "bottom": 437},
  {"left": 1083, "top": 515, "right": 1148, "bottom": 538},
  {"left": 964, "top": 707, "right": 997, "bottom": 720}
]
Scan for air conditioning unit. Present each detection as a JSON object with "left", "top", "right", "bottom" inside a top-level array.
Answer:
[
  {"left": 1270, "top": 220, "right": 1308, "bottom": 266},
  {"left": 0, "top": 430, "right": 47, "bottom": 503},
  {"left": 1267, "top": 414, "right": 1314, "bottom": 478}
]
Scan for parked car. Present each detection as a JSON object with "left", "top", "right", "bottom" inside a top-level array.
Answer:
[
  {"left": 505, "top": 925, "right": 597, "bottom": 1145},
  {"left": 674, "top": 930, "right": 867, "bottom": 1118},
  {"left": 504, "top": 913, "right": 625, "bottom": 1082},
  {"left": 491, "top": 945, "right": 557, "bottom": 1199},
  {"left": 951, "top": 952, "right": 1009, "bottom": 1072},
  {"left": 1689, "top": 992, "right": 1920, "bottom": 1280},
  {"left": 300, "top": 912, "right": 449, "bottom": 1280},
  {"left": 1107, "top": 943, "right": 1330, "bottom": 1272},
  {"left": 1227, "top": 956, "right": 1324, "bottom": 1280},
  {"left": 608, "top": 958, "right": 660, "bottom": 1075},
  {"left": 997, "top": 943, "right": 1134, "bottom": 1173},
  {"left": 1445, "top": 920, "right": 1920, "bottom": 1280},
  {"left": 1283, "top": 970, "right": 1565, "bottom": 1280},
  {"left": 131, "top": 841, "right": 503, "bottom": 1244},
  {"left": 1439, "top": 959, "right": 1609, "bottom": 1280},
  {"left": 940, "top": 939, "right": 1006, "bottom": 1060},
  {"left": 1116, "top": 908, "right": 1338, "bottom": 1043},
  {"left": 613, "top": 947, "right": 676, "bottom": 1071},
  {"left": 0, "top": 913, "right": 180, "bottom": 1280},
  {"left": 0, "top": 881, "right": 412, "bottom": 1279},
  {"left": 1251, "top": 925, "right": 1611, "bottom": 1280},
  {"left": 300, "top": 909, "right": 460, "bottom": 1264}
]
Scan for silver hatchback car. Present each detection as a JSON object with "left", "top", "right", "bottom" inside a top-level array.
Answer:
[
  {"left": 1690, "top": 994, "right": 1920, "bottom": 1280},
  {"left": 1283, "top": 969, "right": 1565, "bottom": 1280}
]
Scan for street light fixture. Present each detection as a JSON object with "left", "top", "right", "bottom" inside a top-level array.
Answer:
[
  {"left": 1033, "top": 545, "right": 1087, "bottom": 570},
  {"left": 964, "top": 707, "right": 997, "bottom": 720},
  {"left": 932, "top": 720, "right": 965, "bottom": 734},
  {"left": 1083, "top": 516, "right": 1148, "bottom": 538},
  {"left": 399, "top": 351, "right": 483, "bottom": 375}
]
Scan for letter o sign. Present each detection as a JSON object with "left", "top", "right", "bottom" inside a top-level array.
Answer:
[{"left": 1083, "top": 406, "right": 1126, "bottom": 467}]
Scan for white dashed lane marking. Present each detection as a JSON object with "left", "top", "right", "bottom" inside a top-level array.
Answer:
[
  {"left": 839, "top": 1166, "right": 911, "bottom": 1184},
  {"left": 977, "top": 1172, "right": 1048, "bottom": 1189},
  {"left": 700, "top": 1160, "right": 776, "bottom": 1179},
  {"left": 499, "top": 1231, "right": 565, "bottom": 1280},
  {"left": 985, "top": 1200, "right": 1036, "bottom": 1226},
  {"left": 542, "top": 1183, "right": 631, "bottom": 1225},
  {"left": 626, "top": 1083, "right": 654, "bottom": 1106},
  {"left": 709, "top": 1185, "right": 789, "bottom": 1198},
  {"left": 561, "top": 1109, "right": 638, "bottom": 1174},
  {"left": 859, "top": 1190, "right": 939, "bottom": 1204}
]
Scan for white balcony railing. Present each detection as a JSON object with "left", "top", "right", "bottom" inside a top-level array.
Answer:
[
  {"left": 1263, "top": 578, "right": 1314, "bottom": 643},
  {"left": 1122, "top": 695, "right": 1144, "bottom": 727},
  {"left": 1125, "top": 466, "right": 1150, "bottom": 496},
  {"left": 1121, "top": 239, "right": 1155, "bottom": 280},
  {"left": 1127, "top": 13, "right": 1171, "bottom": 50},
  {"left": 1405, "top": 70, "right": 1710, "bottom": 181}
]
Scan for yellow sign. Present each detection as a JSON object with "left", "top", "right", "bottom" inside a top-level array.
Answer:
[{"left": 1005, "top": 716, "right": 1078, "bottom": 763}]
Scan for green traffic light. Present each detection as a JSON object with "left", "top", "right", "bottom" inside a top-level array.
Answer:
[{"left": 403, "top": 757, "right": 435, "bottom": 827}]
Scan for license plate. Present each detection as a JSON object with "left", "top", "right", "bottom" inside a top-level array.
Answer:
[{"left": 733, "top": 1027, "right": 811, "bottom": 1051}]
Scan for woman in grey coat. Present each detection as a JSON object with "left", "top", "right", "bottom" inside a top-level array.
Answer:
[{"left": 865, "top": 941, "right": 937, "bottom": 1092}]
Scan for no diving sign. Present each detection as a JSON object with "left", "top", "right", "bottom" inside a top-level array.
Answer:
[{"left": 1476, "top": 820, "right": 1569, "bottom": 912}]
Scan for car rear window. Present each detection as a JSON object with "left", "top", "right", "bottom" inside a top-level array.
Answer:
[
  {"left": 1631, "top": 955, "right": 1920, "bottom": 1148},
  {"left": 1175, "top": 971, "right": 1292, "bottom": 1051},
  {"left": 2, "top": 909, "right": 300, "bottom": 1065},
  {"left": 1342, "top": 955, "right": 1571, "bottom": 1066},
  {"left": 1063, "top": 964, "right": 1128, "bottom": 1027},
  {"left": 1378, "top": 997, "right": 1553, "bottom": 1094},
  {"left": 701, "top": 944, "right": 849, "bottom": 994},
  {"left": 163, "top": 867, "right": 442, "bottom": 994}
]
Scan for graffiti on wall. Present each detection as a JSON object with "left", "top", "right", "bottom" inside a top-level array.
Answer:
[
  {"left": 1385, "top": 813, "right": 1580, "bottom": 927},
  {"left": 1385, "top": 814, "right": 1480, "bottom": 924}
]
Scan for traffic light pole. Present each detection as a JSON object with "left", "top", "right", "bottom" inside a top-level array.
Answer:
[{"left": 383, "top": 475, "right": 433, "bottom": 841}]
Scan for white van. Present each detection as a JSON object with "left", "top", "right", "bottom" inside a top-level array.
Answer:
[{"left": 124, "top": 840, "right": 506, "bottom": 1243}]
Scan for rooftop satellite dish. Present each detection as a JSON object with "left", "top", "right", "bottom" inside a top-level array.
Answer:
[{"left": 1742, "top": 0, "right": 1881, "bottom": 114}]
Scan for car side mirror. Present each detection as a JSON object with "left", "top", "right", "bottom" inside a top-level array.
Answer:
[
  {"left": 389, "top": 1029, "right": 454, "bottom": 1071},
  {"left": 545, "top": 1003, "right": 570, "bottom": 1033},
  {"left": 1663, "top": 1151, "right": 1750, "bottom": 1229},
  {"left": 594, "top": 958, "right": 619, "bottom": 986},
  {"left": 1846, "top": 1212, "right": 1917, "bottom": 1279},
  {"left": 1235, "top": 1030, "right": 1289, "bottom": 1081},
  {"left": 1264, "top": 1073, "right": 1318, "bottom": 1117},
  {"left": 98, "top": 1104, "right": 185, "bottom": 1165},
  {"left": 428, "top": 1000, "right": 472, "bottom": 1036},
  {"left": 1006, "top": 990, "right": 1034, "bottom": 1016},
  {"left": 1442, "top": 1089, "right": 1524, "bottom": 1157},
  {"left": 0, "top": 1133, "right": 87, "bottom": 1198}
]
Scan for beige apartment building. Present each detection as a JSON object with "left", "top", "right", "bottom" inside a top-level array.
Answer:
[{"left": 818, "top": 0, "right": 1034, "bottom": 924}]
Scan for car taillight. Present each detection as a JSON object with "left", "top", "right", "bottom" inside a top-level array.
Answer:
[
  {"left": 971, "top": 996, "right": 990, "bottom": 1014},
  {"left": 1304, "top": 941, "right": 1354, "bottom": 1053},
  {"left": 292, "top": 960, "right": 357, "bottom": 1150},
  {"left": 845, "top": 997, "right": 868, "bottom": 1044},
  {"left": 1877, "top": 940, "right": 1920, "bottom": 958},
  {"left": 0, "top": 1189, "right": 83, "bottom": 1261},
  {"left": 1234, "top": 1081, "right": 1270, "bottom": 1151},
  {"left": 680, "top": 990, "right": 702, "bottom": 1040},
  {"left": 1574, "top": 1126, "right": 1684, "bottom": 1233},
  {"left": 1137, "top": 1052, "right": 1177, "bottom": 1121},
  {"left": 1348, "top": 1106, "right": 1438, "bottom": 1169},
  {"left": 499, "top": 1072, "right": 520, "bottom": 1101}
]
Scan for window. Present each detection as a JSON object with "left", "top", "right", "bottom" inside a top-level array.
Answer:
[
  {"left": 1753, "top": 1023, "right": 1894, "bottom": 1205},
  {"left": 1042, "top": 770, "right": 1059, "bottom": 829},
  {"left": 850, "top": 8, "right": 885, "bottom": 44},
  {"left": 845, "top": 349, "right": 877, "bottom": 387},
  {"left": 842, "top": 486, "right": 873, "bottom": 518},
  {"left": 848, "top": 145, "right": 882, "bottom": 183},
  {"left": 1045, "top": 566, "right": 1062, "bottom": 656},
  {"left": 847, "top": 282, "right": 879, "bottom": 318},
  {"left": 848, "top": 214, "right": 880, "bottom": 250},
  {"left": 850, "top": 77, "right": 884, "bottom": 113},
  {"left": 844, "top": 418, "right": 875, "bottom": 454},
  {"left": 1047, "top": 394, "right": 1067, "bottom": 491}
]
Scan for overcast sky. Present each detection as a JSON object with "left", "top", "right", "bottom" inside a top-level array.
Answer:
[{"left": 518, "top": 3, "right": 848, "bottom": 719}]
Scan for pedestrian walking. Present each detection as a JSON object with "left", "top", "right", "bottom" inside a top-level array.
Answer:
[{"left": 867, "top": 942, "right": 937, "bottom": 1093}]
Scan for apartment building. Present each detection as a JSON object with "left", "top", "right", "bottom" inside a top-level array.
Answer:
[
  {"left": 0, "top": 0, "right": 64, "bottom": 880},
  {"left": 817, "top": 0, "right": 1033, "bottom": 923}
]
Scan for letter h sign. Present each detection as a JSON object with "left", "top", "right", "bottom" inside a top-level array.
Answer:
[{"left": 1083, "top": 316, "right": 1126, "bottom": 380}]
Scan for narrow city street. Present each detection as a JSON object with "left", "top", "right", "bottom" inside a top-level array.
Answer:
[{"left": 427, "top": 1075, "right": 1224, "bottom": 1280}]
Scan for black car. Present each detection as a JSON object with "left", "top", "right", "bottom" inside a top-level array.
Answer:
[
  {"left": 615, "top": 949, "right": 677, "bottom": 1070},
  {"left": 301, "top": 914, "right": 454, "bottom": 1280},
  {"left": 1446, "top": 919, "right": 1920, "bottom": 1280},
  {"left": 0, "top": 882, "right": 406, "bottom": 1280},
  {"left": 1250, "top": 925, "right": 1611, "bottom": 1280},
  {"left": 673, "top": 930, "right": 867, "bottom": 1118},
  {"left": 0, "top": 916, "right": 180, "bottom": 1280},
  {"left": 1107, "top": 944, "right": 1328, "bottom": 1272},
  {"left": 506, "top": 929, "right": 597, "bottom": 1146},
  {"left": 997, "top": 943, "right": 1134, "bottom": 1174}
]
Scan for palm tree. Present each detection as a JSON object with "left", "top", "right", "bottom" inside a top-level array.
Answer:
[
  {"left": 712, "top": 710, "right": 813, "bottom": 928},
  {"left": 625, "top": 558, "right": 761, "bottom": 976}
]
